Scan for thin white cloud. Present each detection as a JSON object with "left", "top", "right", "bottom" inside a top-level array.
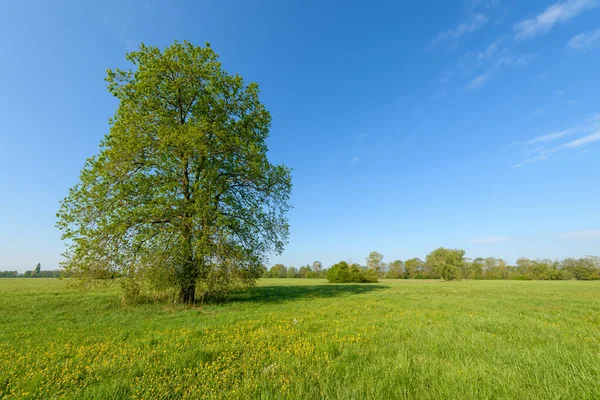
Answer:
[
  {"left": 564, "top": 130, "right": 600, "bottom": 147},
  {"left": 507, "top": 53, "right": 536, "bottom": 66},
  {"left": 465, "top": 51, "right": 535, "bottom": 90},
  {"left": 466, "top": 71, "right": 495, "bottom": 89},
  {"left": 560, "top": 230, "right": 600, "bottom": 239},
  {"left": 528, "top": 114, "right": 600, "bottom": 144},
  {"left": 528, "top": 128, "right": 577, "bottom": 144},
  {"left": 478, "top": 38, "right": 503, "bottom": 60},
  {"left": 568, "top": 29, "right": 600, "bottom": 51},
  {"left": 515, "top": 113, "right": 600, "bottom": 166},
  {"left": 432, "top": 14, "right": 489, "bottom": 47},
  {"left": 350, "top": 157, "right": 359, "bottom": 164},
  {"left": 514, "top": 151, "right": 555, "bottom": 168},
  {"left": 471, "top": 236, "right": 512, "bottom": 244},
  {"left": 514, "top": 0, "right": 599, "bottom": 39}
]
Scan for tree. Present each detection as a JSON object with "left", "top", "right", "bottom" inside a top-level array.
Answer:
[
  {"left": 298, "top": 264, "right": 311, "bottom": 278},
  {"left": 425, "top": 248, "right": 465, "bottom": 281},
  {"left": 386, "top": 260, "right": 404, "bottom": 279},
  {"left": 326, "top": 261, "right": 351, "bottom": 283},
  {"left": 269, "top": 264, "right": 287, "bottom": 278},
  {"left": 327, "top": 261, "right": 377, "bottom": 283},
  {"left": 286, "top": 266, "right": 299, "bottom": 278},
  {"left": 404, "top": 258, "right": 423, "bottom": 279},
  {"left": 562, "top": 257, "right": 596, "bottom": 280},
  {"left": 312, "top": 261, "right": 322, "bottom": 273},
  {"left": 57, "top": 41, "right": 292, "bottom": 304},
  {"left": 471, "top": 257, "right": 484, "bottom": 279},
  {"left": 366, "top": 251, "right": 385, "bottom": 277},
  {"left": 30, "top": 263, "right": 41, "bottom": 278}
]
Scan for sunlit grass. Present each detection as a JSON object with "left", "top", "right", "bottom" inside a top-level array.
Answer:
[{"left": 1, "top": 278, "right": 599, "bottom": 399}]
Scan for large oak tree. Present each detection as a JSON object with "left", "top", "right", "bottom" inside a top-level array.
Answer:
[{"left": 57, "top": 41, "right": 292, "bottom": 304}]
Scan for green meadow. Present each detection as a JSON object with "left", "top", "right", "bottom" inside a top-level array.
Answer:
[{"left": 1, "top": 278, "right": 599, "bottom": 399}]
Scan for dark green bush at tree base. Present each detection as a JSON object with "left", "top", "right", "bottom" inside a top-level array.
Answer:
[{"left": 327, "top": 261, "right": 378, "bottom": 283}]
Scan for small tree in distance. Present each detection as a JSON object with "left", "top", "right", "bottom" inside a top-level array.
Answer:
[
  {"left": 366, "top": 251, "right": 385, "bottom": 277},
  {"left": 426, "top": 248, "right": 465, "bottom": 281},
  {"left": 327, "top": 261, "right": 378, "bottom": 283},
  {"left": 386, "top": 260, "right": 404, "bottom": 279},
  {"left": 312, "top": 261, "right": 322, "bottom": 273}
]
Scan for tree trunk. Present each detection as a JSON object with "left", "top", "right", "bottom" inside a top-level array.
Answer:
[{"left": 179, "top": 284, "right": 196, "bottom": 304}]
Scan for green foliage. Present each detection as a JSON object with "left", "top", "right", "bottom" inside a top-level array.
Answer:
[
  {"left": 327, "top": 261, "right": 378, "bottom": 283},
  {"left": 326, "top": 262, "right": 350, "bottom": 283},
  {"left": 366, "top": 251, "right": 385, "bottom": 277},
  {"left": 298, "top": 265, "right": 311, "bottom": 278},
  {"left": 56, "top": 41, "right": 292, "bottom": 304},
  {"left": 425, "top": 248, "right": 465, "bottom": 281},
  {"left": 404, "top": 258, "right": 424, "bottom": 279},
  {"left": 266, "top": 264, "right": 287, "bottom": 278},
  {"left": 156, "top": 251, "right": 600, "bottom": 284},
  {"left": 31, "top": 263, "right": 41, "bottom": 277},
  {"left": 0, "top": 270, "right": 61, "bottom": 278},
  {"left": 312, "top": 261, "right": 322, "bottom": 273},
  {"left": 386, "top": 260, "right": 404, "bottom": 279}
]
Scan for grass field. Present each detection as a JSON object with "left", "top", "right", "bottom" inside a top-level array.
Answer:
[{"left": 1, "top": 278, "right": 599, "bottom": 399}]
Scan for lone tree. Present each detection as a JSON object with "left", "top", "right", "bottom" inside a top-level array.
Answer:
[
  {"left": 425, "top": 247, "right": 465, "bottom": 281},
  {"left": 312, "top": 260, "right": 322, "bottom": 273},
  {"left": 366, "top": 251, "right": 385, "bottom": 277},
  {"left": 57, "top": 41, "right": 292, "bottom": 304},
  {"left": 32, "top": 263, "right": 41, "bottom": 277}
]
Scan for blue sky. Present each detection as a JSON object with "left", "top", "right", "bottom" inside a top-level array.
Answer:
[{"left": 1, "top": 0, "right": 599, "bottom": 271}]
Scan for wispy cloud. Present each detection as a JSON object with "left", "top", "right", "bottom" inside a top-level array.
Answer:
[
  {"left": 528, "top": 128, "right": 578, "bottom": 144},
  {"left": 350, "top": 157, "right": 360, "bottom": 164},
  {"left": 477, "top": 38, "right": 504, "bottom": 60},
  {"left": 432, "top": 14, "right": 489, "bottom": 48},
  {"left": 466, "top": 71, "right": 495, "bottom": 89},
  {"left": 564, "top": 130, "right": 600, "bottom": 147},
  {"left": 471, "top": 236, "right": 512, "bottom": 244},
  {"left": 514, "top": 0, "right": 599, "bottom": 39},
  {"left": 515, "top": 113, "right": 600, "bottom": 167},
  {"left": 568, "top": 28, "right": 600, "bottom": 52},
  {"left": 465, "top": 50, "right": 535, "bottom": 90},
  {"left": 560, "top": 230, "right": 600, "bottom": 240},
  {"left": 527, "top": 114, "right": 600, "bottom": 144}
]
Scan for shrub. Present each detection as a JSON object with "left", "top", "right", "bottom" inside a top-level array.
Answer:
[{"left": 327, "top": 261, "right": 378, "bottom": 283}]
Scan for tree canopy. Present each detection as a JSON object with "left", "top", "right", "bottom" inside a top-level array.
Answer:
[
  {"left": 425, "top": 248, "right": 465, "bottom": 281},
  {"left": 57, "top": 41, "right": 292, "bottom": 304},
  {"left": 326, "top": 261, "right": 378, "bottom": 283},
  {"left": 366, "top": 251, "right": 385, "bottom": 277}
]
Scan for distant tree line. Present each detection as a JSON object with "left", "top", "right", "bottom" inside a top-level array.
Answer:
[
  {"left": 263, "top": 261, "right": 327, "bottom": 278},
  {"left": 263, "top": 249, "right": 600, "bottom": 282},
  {"left": 0, "top": 263, "right": 62, "bottom": 278}
]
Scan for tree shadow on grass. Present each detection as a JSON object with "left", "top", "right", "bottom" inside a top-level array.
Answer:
[{"left": 229, "top": 283, "right": 389, "bottom": 305}]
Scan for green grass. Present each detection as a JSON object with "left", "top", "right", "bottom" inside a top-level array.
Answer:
[{"left": 1, "top": 278, "right": 599, "bottom": 399}]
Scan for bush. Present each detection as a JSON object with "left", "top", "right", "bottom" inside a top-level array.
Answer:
[
  {"left": 305, "top": 271, "right": 319, "bottom": 279},
  {"left": 327, "top": 262, "right": 378, "bottom": 283}
]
